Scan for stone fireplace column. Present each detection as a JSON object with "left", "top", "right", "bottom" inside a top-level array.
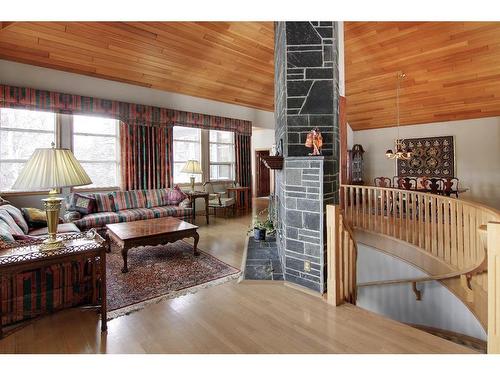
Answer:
[{"left": 274, "top": 22, "right": 340, "bottom": 293}]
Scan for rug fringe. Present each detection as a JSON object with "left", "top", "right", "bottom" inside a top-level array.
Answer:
[{"left": 107, "top": 271, "right": 241, "bottom": 320}]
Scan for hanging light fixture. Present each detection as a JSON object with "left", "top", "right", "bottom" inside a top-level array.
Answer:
[{"left": 386, "top": 72, "right": 412, "bottom": 160}]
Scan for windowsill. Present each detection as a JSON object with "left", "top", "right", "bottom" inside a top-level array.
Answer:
[
  {"left": 72, "top": 186, "right": 120, "bottom": 193},
  {"left": 0, "top": 190, "right": 52, "bottom": 197}
]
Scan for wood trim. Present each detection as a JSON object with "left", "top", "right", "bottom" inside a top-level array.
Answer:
[
  {"left": 487, "top": 222, "right": 500, "bottom": 353},
  {"left": 408, "top": 323, "right": 486, "bottom": 353},
  {"left": 339, "top": 96, "right": 348, "bottom": 185}
]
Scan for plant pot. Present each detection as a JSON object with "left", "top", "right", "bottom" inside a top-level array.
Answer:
[{"left": 253, "top": 228, "right": 266, "bottom": 241}]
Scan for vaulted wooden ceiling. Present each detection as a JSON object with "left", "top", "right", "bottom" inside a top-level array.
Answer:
[
  {"left": 1, "top": 22, "right": 500, "bottom": 128},
  {"left": 0, "top": 22, "right": 274, "bottom": 111},
  {"left": 345, "top": 22, "right": 500, "bottom": 130}
]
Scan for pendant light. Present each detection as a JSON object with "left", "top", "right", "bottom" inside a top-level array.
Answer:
[{"left": 386, "top": 72, "right": 412, "bottom": 160}]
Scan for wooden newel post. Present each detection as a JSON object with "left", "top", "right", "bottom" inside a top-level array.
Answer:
[
  {"left": 327, "top": 204, "right": 342, "bottom": 306},
  {"left": 488, "top": 222, "right": 500, "bottom": 354}
]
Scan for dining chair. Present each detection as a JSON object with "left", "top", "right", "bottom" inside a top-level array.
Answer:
[
  {"left": 393, "top": 177, "right": 417, "bottom": 190},
  {"left": 416, "top": 177, "right": 428, "bottom": 191},
  {"left": 424, "top": 178, "right": 444, "bottom": 195},
  {"left": 442, "top": 177, "right": 460, "bottom": 197},
  {"left": 374, "top": 177, "right": 392, "bottom": 188}
]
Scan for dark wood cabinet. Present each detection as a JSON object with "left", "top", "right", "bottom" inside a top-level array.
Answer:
[{"left": 348, "top": 144, "right": 365, "bottom": 185}]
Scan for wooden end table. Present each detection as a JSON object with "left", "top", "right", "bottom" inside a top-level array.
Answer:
[
  {"left": 106, "top": 217, "right": 200, "bottom": 273},
  {"left": 185, "top": 191, "right": 209, "bottom": 224},
  {"left": 227, "top": 186, "right": 251, "bottom": 211},
  {"left": 0, "top": 232, "right": 107, "bottom": 338}
]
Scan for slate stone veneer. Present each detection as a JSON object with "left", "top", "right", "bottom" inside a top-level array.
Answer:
[{"left": 274, "top": 21, "right": 340, "bottom": 293}]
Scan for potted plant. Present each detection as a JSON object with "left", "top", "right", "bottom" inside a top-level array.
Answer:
[{"left": 249, "top": 208, "right": 275, "bottom": 241}]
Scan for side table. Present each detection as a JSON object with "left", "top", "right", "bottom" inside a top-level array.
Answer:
[
  {"left": 185, "top": 191, "right": 209, "bottom": 225},
  {"left": 227, "top": 187, "right": 251, "bottom": 211}
]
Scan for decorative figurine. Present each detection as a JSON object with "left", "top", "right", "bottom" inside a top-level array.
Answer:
[{"left": 305, "top": 127, "right": 323, "bottom": 156}]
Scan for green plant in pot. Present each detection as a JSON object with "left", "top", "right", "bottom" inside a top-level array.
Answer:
[{"left": 249, "top": 208, "right": 275, "bottom": 241}]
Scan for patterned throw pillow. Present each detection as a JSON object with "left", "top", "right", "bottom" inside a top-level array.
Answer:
[
  {"left": 1, "top": 204, "right": 29, "bottom": 234},
  {"left": 144, "top": 189, "right": 168, "bottom": 208},
  {"left": 0, "top": 210, "right": 24, "bottom": 235},
  {"left": 0, "top": 220, "right": 15, "bottom": 243},
  {"left": 67, "top": 193, "right": 96, "bottom": 215},
  {"left": 91, "top": 193, "right": 115, "bottom": 212},
  {"left": 21, "top": 208, "right": 50, "bottom": 229},
  {"left": 164, "top": 185, "right": 188, "bottom": 206}
]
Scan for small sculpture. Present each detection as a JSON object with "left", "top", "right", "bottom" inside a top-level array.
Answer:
[{"left": 305, "top": 127, "right": 323, "bottom": 156}]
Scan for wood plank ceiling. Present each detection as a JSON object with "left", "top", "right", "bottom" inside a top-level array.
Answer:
[
  {"left": 1, "top": 22, "right": 500, "bottom": 128},
  {"left": 0, "top": 22, "right": 275, "bottom": 111},
  {"left": 345, "top": 22, "right": 500, "bottom": 130}
]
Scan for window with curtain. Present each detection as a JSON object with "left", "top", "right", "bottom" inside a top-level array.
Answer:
[
  {"left": 209, "top": 130, "right": 235, "bottom": 181},
  {"left": 0, "top": 108, "right": 57, "bottom": 192},
  {"left": 72, "top": 114, "right": 120, "bottom": 189},
  {"left": 173, "top": 126, "right": 201, "bottom": 184}
]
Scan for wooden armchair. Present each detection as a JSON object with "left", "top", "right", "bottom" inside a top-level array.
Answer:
[
  {"left": 394, "top": 177, "right": 417, "bottom": 190},
  {"left": 374, "top": 177, "right": 392, "bottom": 188},
  {"left": 203, "top": 182, "right": 235, "bottom": 218},
  {"left": 424, "top": 178, "right": 444, "bottom": 195},
  {"left": 442, "top": 177, "right": 460, "bottom": 197}
]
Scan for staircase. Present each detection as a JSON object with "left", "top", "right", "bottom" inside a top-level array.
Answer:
[{"left": 326, "top": 184, "right": 500, "bottom": 353}]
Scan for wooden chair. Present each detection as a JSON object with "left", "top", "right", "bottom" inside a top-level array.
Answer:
[
  {"left": 393, "top": 177, "right": 417, "bottom": 190},
  {"left": 203, "top": 182, "right": 236, "bottom": 218},
  {"left": 374, "top": 177, "right": 392, "bottom": 188},
  {"left": 442, "top": 177, "right": 460, "bottom": 197},
  {"left": 424, "top": 178, "right": 444, "bottom": 195},
  {"left": 416, "top": 177, "right": 428, "bottom": 191}
]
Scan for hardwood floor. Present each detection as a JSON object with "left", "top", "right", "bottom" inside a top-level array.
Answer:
[{"left": 0, "top": 198, "right": 475, "bottom": 354}]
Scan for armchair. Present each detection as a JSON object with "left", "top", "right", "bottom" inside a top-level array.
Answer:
[{"left": 203, "top": 182, "right": 236, "bottom": 218}]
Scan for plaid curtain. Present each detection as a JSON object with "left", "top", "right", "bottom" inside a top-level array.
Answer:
[
  {"left": 235, "top": 133, "right": 252, "bottom": 194},
  {"left": 0, "top": 84, "right": 252, "bottom": 136},
  {"left": 120, "top": 122, "right": 172, "bottom": 190}
]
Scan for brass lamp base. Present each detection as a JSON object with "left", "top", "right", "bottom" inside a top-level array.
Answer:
[
  {"left": 40, "top": 189, "right": 64, "bottom": 251},
  {"left": 189, "top": 176, "right": 196, "bottom": 192}
]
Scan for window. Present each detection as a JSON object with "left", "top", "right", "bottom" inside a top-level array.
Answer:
[
  {"left": 209, "top": 130, "right": 235, "bottom": 181},
  {"left": 72, "top": 115, "right": 120, "bottom": 189},
  {"left": 0, "top": 108, "right": 56, "bottom": 192},
  {"left": 173, "top": 126, "right": 201, "bottom": 184}
]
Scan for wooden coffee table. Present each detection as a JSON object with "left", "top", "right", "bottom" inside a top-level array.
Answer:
[{"left": 105, "top": 217, "right": 200, "bottom": 273}]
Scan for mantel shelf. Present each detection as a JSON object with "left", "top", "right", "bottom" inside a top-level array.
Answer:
[{"left": 261, "top": 155, "right": 283, "bottom": 170}]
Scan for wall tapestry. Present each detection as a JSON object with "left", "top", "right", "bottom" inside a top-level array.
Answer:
[{"left": 397, "top": 136, "right": 455, "bottom": 178}]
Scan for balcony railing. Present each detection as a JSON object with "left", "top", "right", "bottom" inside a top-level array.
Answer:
[{"left": 326, "top": 184, "right": 500, "bottom": 353}]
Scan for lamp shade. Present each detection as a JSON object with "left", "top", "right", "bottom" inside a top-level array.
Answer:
[
  {"left": 12, "top": 148, "right": 92, "bottom": 191},
  {"left": 181, "top": 160, "right": 202, "bottom": 174}
]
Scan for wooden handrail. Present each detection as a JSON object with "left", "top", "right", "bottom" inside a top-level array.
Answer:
[
  {"left": 340, "top": 184, "right": 500, "bottom": 353},
  {"left": 326, "top": 205, "right": 357, "bottom": 306}
]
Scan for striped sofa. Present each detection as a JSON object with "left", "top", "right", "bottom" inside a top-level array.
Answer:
[{"left": 65, "top": 189, "right": 193, "bottom": 233}]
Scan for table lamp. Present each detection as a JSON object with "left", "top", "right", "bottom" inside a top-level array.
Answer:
[
  {"left": 12, "top": 143, "right": 92, "bottom": 249},
  {"left": 181, "top": 160, "right": 202, "bottom": 192}
]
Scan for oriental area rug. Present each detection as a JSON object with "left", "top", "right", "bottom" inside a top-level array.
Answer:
[{"left": 106, "top": 241, "right": 240, "bottom": 319}]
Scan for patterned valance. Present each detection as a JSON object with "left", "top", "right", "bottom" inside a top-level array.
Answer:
[{"left": 0, "top": 84, "right": 252, "bottom": 136}]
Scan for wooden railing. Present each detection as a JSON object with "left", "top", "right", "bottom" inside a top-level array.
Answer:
[
  {"left": 339, "top": 184, "right": 500, "bottom": 353},
  {"left": 326, "top": 205, "right": 357, "bottom": 306}
]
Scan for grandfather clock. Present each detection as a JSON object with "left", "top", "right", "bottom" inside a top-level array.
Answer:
[{"left": 348, "top": 144, "right": 365, "bottom": 185}]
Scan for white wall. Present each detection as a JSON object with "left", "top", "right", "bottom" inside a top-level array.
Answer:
[
  {"left": 0, "top": 59, "right": 275, "bottom": 129},
  {"left": 353, "top": 117, "right": 500, "bottom": 209},
  {"left": 357, "top": 243, "right": 487, "bottom": 340},
  {"left": 251, "top": 127, "right": 275, "bottom": 196}
]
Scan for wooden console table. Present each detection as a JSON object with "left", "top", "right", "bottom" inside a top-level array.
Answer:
[
  {"left": 227, "top": 186, "right": 251, "bottom": 211},
  {"left": 0, "top": 232, "right": 107, "bottom": 338}
]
